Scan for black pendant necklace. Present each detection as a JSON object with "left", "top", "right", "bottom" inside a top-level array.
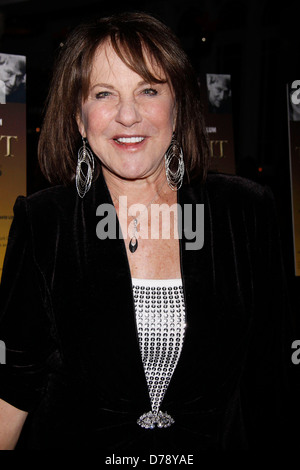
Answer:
[
  {"left": 129, "top": 218, "right": 138, "bottom": 253},
  {"left": 129, "top": 237, "right": 138, "bottom": 253}
]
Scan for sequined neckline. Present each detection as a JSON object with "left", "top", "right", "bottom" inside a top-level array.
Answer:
[
  {"left": 131, "top": 277, "right": 182, "bottom": 286},
  {"left": 132, "top": 278, "right": 186, "bottom": 429}
]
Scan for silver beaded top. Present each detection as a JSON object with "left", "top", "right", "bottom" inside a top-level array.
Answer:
[{"left": 132, "top": 278, "right": 186, "bottom": 428}]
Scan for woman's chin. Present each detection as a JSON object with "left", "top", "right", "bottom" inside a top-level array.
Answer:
[
  {"left": 101, "top": 158, "right": 165, "bottom": 183},
  {"left": 102, "top": 165, "right": 147, "bottom": 182}
]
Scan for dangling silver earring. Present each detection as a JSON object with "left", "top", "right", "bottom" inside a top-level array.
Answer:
[
  {"left": 76, "top": 138, "right": 95, "bottom": 198},
  {"left": 164, "top": 136, "right": 184, "bottom": 190}
]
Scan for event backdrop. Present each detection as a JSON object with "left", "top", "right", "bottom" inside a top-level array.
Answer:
[
  {"left": 199, "top": 73, "right": 236, "bottom": 175},
  {"left": 0, "top": 53, "right": 26, "bottom": 279}
]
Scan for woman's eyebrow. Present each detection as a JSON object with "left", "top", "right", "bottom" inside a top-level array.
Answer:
[
  {"left": 90, "top": 83, "right": 116, "bottom": 90},
  {"left": 89, "top": 79, "right": 167, "bottom": 93},
  {"left": 89, "top": 80, "right": 156, "bottom": 92}
]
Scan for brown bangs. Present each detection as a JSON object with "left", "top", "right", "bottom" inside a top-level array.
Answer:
[{"left": 111, "top": 33, "right": 168, "bottom": 85}]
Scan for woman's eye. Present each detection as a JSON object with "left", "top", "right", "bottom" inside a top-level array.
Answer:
[
  {"left": 95, "top": 91, "right": 111, "bottom": 99},
  {"left": 143, "top": 88, "right": 158, "bottom": 96}
]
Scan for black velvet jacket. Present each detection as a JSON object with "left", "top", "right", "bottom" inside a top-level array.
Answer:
[{"left": 0, "top": 171, "right": 290, "bottom": 450}]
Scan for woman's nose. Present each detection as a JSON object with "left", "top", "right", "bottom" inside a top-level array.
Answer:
[{"left": 115, "top": 99, "right": 142, "bottom": 127}]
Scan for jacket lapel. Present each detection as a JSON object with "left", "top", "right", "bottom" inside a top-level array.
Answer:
[{"left": 79, "top": 170, "right": 150, "bottom": 411}]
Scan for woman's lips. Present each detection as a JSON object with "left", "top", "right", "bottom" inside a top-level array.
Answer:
[
  {"left": 112, "top": 135, "right": 147, "bottom": 150},
  {"left": 113, "top": 136, "right": 145, "bottom": 144}
]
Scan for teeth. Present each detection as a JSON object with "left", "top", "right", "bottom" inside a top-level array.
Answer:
[{"left": 116, "top": 136, "right": 145, "bottom": 143}]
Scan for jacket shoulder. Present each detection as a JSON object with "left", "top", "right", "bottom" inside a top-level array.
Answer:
[
  {"left": 14, "top": 184, "right": 76, "bottom": 217},
  {"left": 204, "top": 173, "right": 268, "bottom": 201},
  {"left": 183, "top": 172, "right": 275, "bottom": 218},
  {"left": 27, "top": 183, "right": 76, "bottom": 205}
]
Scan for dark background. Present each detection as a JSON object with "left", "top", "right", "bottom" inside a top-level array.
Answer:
[{"left": 1, "top": 0, "right": 300, "bottom": 406}]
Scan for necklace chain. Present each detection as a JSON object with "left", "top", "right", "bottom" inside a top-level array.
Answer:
[
  {"left": 110, "top": 179, "right": 167, "bottom": 253},
  {"left": 110, "top": 179, "right": 167, "bottom": 222}
]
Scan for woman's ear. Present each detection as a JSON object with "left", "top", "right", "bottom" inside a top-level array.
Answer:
[
  {"left": 172, "top": 101, "right": 177, "bottom": 133},
  {"left": 172, "top": 118, "right": 177, "bottom": 133},
  {"left": 75, "top": 111, "right": 86, "bottom": 139}
]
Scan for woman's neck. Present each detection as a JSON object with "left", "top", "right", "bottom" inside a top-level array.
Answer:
[{"left": 102, "top": 165, "right": 174, "bottom": 208}]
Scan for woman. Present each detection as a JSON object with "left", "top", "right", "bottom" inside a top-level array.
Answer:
[{"left": 0, "top": 12, "right": 290, "bottom": 450}]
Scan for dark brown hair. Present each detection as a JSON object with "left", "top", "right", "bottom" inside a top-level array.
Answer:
[{"left": 38, "top": 11, "right": 209, "bottom": 185}]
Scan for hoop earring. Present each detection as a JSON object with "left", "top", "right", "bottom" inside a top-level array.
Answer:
[
  {"left": 164, "top": 136, "right": 184, "bottom": 190},
  {"left": 76, "top": 138, "right": 95, "bottom": 198}
]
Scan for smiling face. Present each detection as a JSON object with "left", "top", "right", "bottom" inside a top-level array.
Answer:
[
  {"left": 0, "top": 56, "right": 25, "bottom": 95},
  {"left": 207, "top": 77, "right": 230, "bottom": 108},
  {"left": 76, "top": 42, "right": 176, "bottom": 182}
]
